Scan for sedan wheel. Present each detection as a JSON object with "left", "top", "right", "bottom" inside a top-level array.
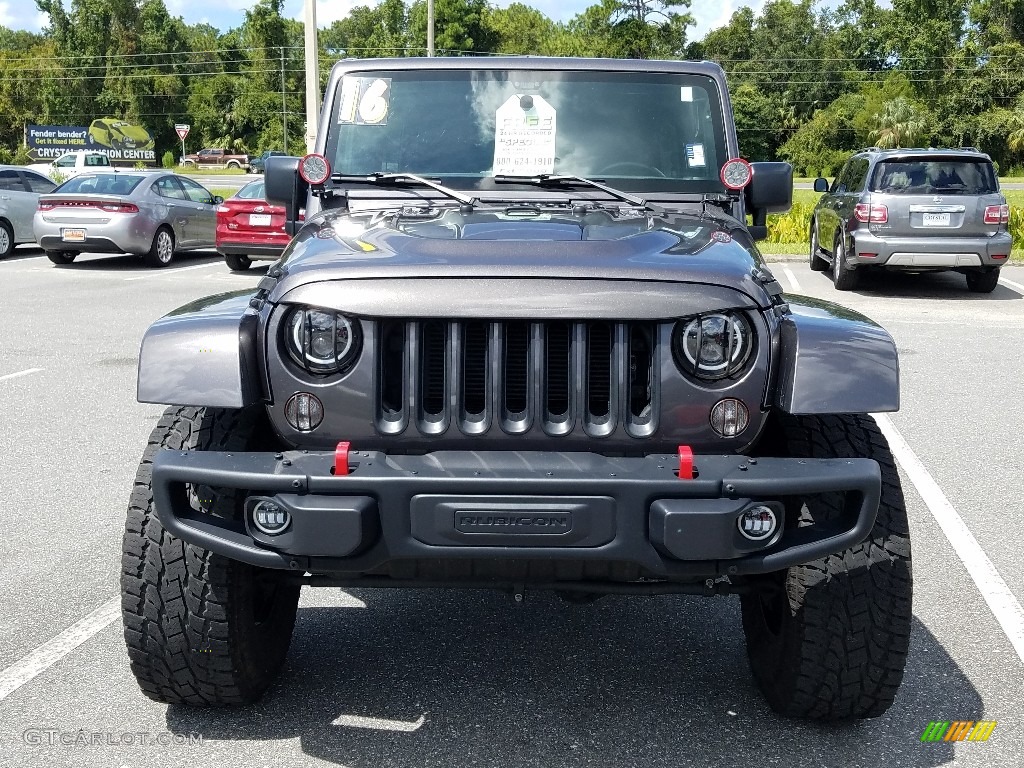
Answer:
[
  {"left": 0, "top": 221, "right": 13, "bottom": 258},
  {"left": 144, "top": 228, "right": 175, "bottom": 268}
]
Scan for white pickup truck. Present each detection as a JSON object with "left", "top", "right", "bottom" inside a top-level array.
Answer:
[{"left": 28, "top": 151, "right": 114, "bottom": 181}]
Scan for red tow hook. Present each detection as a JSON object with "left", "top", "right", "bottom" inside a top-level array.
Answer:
[
  {"left": 677, "top": 445, "right": 694, "bottom": 480},
  {"left": 334, "top": 441, "right": 351, "bottom": 476}
]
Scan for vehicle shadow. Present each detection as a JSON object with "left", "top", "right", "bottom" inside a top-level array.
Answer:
[
  {"left": 847, "top": 268, "right": 1022, "bottom": 300},
  {"left": 50, "top": 251, "right": 223, "bottom": 272},
  {"left": 166, "top": 589, "right": 977, "bottom": 767}
]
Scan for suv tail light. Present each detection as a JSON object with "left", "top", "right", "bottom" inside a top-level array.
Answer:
[
  {"left": 854, "top": 203, "right": 888, "bottom": 223},
  {"left": 984, "top": 204, "right": 1009, "bottom": 225}
]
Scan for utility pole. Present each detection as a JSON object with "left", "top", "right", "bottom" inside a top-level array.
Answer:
[
  {"left": 303, "top": 0, "right": 320, "bottom": 153},
  {"left": 427, "top": 0, "right": 434, "bottom": 56},
  {"left": 281, "top": 46, "right": 288, "bottom": 154}
]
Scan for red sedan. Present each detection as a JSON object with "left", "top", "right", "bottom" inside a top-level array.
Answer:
[{"left": 216, "top": 180, "right": 290, "bottom": 271}]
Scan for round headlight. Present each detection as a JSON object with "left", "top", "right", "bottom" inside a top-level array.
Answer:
[
  {"left": 675, "top": 312, "right": 753, "bottom": 380},
  {"left": 285, "top": 307, "right": 359, "bottom": 374}
]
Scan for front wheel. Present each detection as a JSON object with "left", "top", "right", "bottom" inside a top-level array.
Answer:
[
  {"left": 741, "top": 413, "right": 912, "bottom": 720},
  {"left": 808, "top": 220, "right": 827, "bottom": 271},
  {"left": 966, "top": 268, "right": 1000, "bottom": 293},
  {"left": 121, "top": 406, "right": 300, "bottom": 705},
  {"left": 225, "top": 253, "right": 252, "bottom": 271}
]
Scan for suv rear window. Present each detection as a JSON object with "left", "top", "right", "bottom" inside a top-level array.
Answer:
[{"left": 870, "top": 159, "right": 997, "bottom": 195}]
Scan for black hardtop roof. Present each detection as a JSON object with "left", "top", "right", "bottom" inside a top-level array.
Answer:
[{"left": 328, "top": 56, "right": 727, "bottom": 81}]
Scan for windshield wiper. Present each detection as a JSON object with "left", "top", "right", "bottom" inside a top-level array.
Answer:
[
  {"left": 493, "top": 174, "right": 664, "bottom": 215},
  {"left": 331, "top": 172, "right": 476, "bottom": 208}
]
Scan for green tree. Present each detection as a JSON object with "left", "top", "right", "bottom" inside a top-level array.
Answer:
[{"left": 869, "top": 97, "right": 930, "bottom": 148}]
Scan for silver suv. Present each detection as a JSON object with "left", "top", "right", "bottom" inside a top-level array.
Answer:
[{"left": 811, "top": 148, "right": 1011, "bottom": 292}]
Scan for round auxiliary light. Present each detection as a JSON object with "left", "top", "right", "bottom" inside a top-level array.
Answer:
[
  {"left": 284, "top": 392, "right": 324, "bottom": 432},
  {"left": 676, "top": 312, "right": 753, "bottom": 380},
  {"left": 710, "top": 398, "right": 750, "bottom": 438},
  {"left": 252, "top": 499, "right": 291, "bottom": 536},
  {"left": 720, "top": 158, "right": 753, "bottom": 191},
  {"left": 737, "top": 505, "right": 777, "bottom": 541},
  {"left": 299, "top": 153, "right": 331, "bottom": 185}
]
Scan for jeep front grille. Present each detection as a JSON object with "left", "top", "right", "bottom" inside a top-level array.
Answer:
[{"left": 376, "top": 320, "right": 659, "bottom": 439}]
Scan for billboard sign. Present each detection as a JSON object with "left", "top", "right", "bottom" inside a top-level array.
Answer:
[{"left": 27, "top": 121, "right": 157, "bottom": 165}]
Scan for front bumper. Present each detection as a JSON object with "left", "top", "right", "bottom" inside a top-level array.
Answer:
[
  {"left": 850, "top": 229, "right": 1011, "bottom": 268},
  {"left": 152, "top": 448, "right": 881, "bottom": 580}
]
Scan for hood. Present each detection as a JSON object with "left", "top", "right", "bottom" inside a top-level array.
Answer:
[{"left": 265, "top": 205, "right": 780, "bottom": 310}]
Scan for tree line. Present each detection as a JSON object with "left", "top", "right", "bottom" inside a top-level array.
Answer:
[{"left": 1, "top": 0, "right": 1022, "bottom": 174}]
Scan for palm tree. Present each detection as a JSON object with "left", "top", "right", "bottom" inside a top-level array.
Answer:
[{"left": 869, "top": 98, "right": 927, "bottom": 148}]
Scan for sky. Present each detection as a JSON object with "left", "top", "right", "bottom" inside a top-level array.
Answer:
[{"left": 0, "top": 0, "right": 765, "bottom": 41}]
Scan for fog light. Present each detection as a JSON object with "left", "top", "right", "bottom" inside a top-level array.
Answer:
[
  {"left": 252, "top": 499, "right": 291, "bottom": 535},
  {"left": 285, "top": 392, "right": 324, "bottom": 431},
  {"left": 738, "top": 505, "right": 777, "bottom": 541},
  {"left": 710, "top": 398, "right": 749, "bottom": 437}
]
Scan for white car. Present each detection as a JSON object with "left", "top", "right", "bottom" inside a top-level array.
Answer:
[
  {"left": 0, "top": 165, "right": 57, "bottom": 258},
  {"left": 27, "top": 151, "right": 114, "bottom": 181}
]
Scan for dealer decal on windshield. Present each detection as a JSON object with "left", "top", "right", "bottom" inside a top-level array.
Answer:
[
  {"left": 337, "top": 77, "right": 392, "bottom": 126},
  {"left": 492, "top": 94, "right": 556, "bottom": 176}
]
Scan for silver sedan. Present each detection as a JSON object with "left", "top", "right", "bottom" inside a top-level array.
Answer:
[
  {"left": 0, "top": 165, "right": 57, "bottom": 258},
  {"left": 33, "top": 171, "right": 222, "bottom": 267}
]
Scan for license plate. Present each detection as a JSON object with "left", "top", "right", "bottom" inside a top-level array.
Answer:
[
  {"left": 61, "top": 228, "right": 86, "bottom": 242},
  {"left": 248, "top": 214, "right": 272, "bottom": 227},
  {"left": 922, "top": 212, "right": 950, "bottom": 227}
]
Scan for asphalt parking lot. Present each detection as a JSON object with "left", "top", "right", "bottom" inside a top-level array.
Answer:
[{"left": 1, "top": 246, "right": 1023, "bottom": 767}]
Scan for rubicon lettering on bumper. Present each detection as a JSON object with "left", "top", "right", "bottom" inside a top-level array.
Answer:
[{"left": 456, "top": 514, "right": 570, "bottom": 532}]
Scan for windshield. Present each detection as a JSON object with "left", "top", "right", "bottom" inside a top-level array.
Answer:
[
  {"left": 870, "top": 159, "right": 997, "bottom": 194},
  {"left": 325, "top": 68, "right": 728, "bottom": 194},
  {"left": 235, "top": 181, "right": 266, "bottom": 200}
]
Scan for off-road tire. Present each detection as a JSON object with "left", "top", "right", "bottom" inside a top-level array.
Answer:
[
  {"left": 741, "top": 413, "right": 912, "bottom": 720},
  {"left": 808, "top": 220, "right": 827, "bottom": 271},
  {"left": 46, "top": 250, "right": 78, "bottom": 265},
  {"left": 121, "top": 406, "right": 300, "bottom": 706},
  {"left": 0, "top": 220, "right": 14, "bottom": 258},
  {"left": 143, "top": 227, "right": 175, "bottom": 268},
  {"left": 966, "top": 268, "right": 999, "bottom": 293},
  {"left": 832, "top": 235, "right": 860, "bottom": 291},
  {"left": 225, "top": 253, "right": 252, "bottom": 271}
]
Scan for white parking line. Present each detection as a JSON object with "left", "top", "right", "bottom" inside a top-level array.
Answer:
[
  {"left": 123, "top": 261, "right": 223, "bottom": 281},
  {"left": 875, "top": 414, "right": 1024, "bottom": 666},
  {"left": 781, "top": 266, "right": 802, "bottom": 293},
  {"left": 332, "top": 713, "right": 426, "bottom": 732},
  {"left": 999, "top": 275, "right": 1024, "bottom": 293},
  {"left": 0, "top": 598, "right": 119, "bottom": 703},
  {"left": 0, "top": 368, "right": 43, "bottom": 383}
]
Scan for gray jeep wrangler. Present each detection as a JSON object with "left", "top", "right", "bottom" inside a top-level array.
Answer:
[{"left": 121, "top": 57, "right": 912, "bottom": 720}]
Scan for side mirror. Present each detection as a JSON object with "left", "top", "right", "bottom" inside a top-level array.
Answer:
[
  {"left": 813, "top": 177, "right": 829, "bottom": 193},
  {"left": 265, "top": 155, "right": 307, "bottom": 236},
  {"left": 212, "top": 195, "right": 224, "bottom": 205},
  {"left": 746, "top": 161, "right": 793, "bottom": 241}
]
